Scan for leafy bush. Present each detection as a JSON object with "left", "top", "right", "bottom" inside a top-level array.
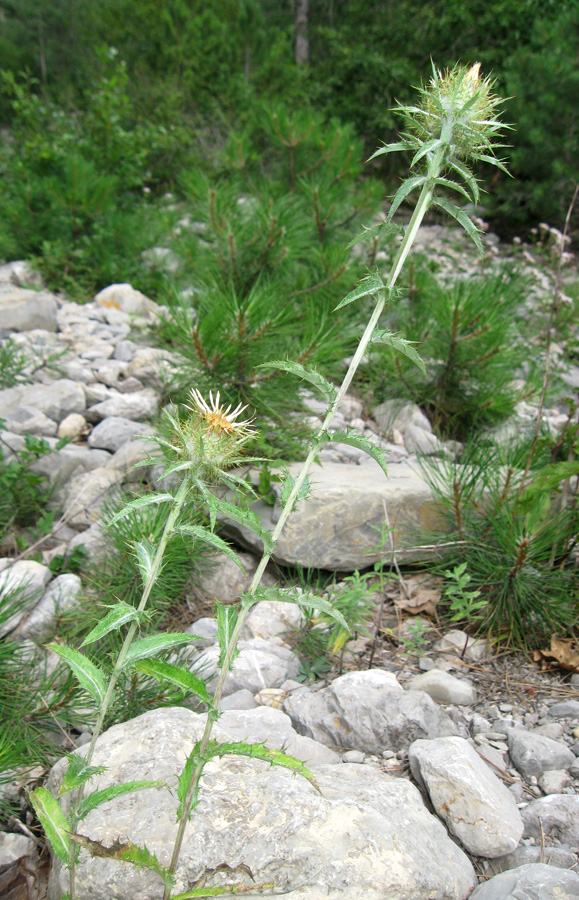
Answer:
[{"left": 0, "top": 431, "right": 54, "bottom": 547}]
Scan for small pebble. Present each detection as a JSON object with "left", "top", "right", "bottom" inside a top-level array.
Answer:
[{"left": 343, "top": 750, "right": 365, "bottom": 764}]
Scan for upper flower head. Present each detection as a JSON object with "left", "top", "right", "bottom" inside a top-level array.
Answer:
[{"left": 188, "top": 389, "right": 256, "bottom": 437}]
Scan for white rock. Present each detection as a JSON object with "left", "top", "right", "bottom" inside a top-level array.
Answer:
[
  {"left": 57, "top": 413, "right": 87, "bottom": 440},
  {"left": 242, "top": 599, "right": 304, "bottom": 642},
  {"left": 0, "top": 260, "right": 43, "bottom": 288},
  {"left": 94, "top": 283, "right": 156, "bottom": 316},
  {"left": 0, "top": 831, "right": 35, "bottom": 865},
  {"left": 409, "top": 736, "right": 523, "bottom": 857},
  {"left": 433, "top": 629, "right": 488, "bottom": 661},
  {"left": 196, "top": 549, "right": 277, "bottom": 604},
  {"left": 194, "top": 637, "right": 300, "bottom": 696},
  {"left": 507, "top": 728, "right": 576, "bottom": 779},
  {"left": 404, "top": 424, "right": 448, "bottom": 456},
  {"left": 4, "top": 405, "right": 57, "bottom": 436},
  {"left": 87, "top": 388, "right": 159, "bottom": 422},
  {"left": 87, "top": 416, "right": 152, "bottom": 452},
  {"left": 407, "top": 669, "right": 476, "bottom": 705},
  {"left": 538, "top": 769, "right": 571, "bottom": 794},
  {"left": 0, "top": 286, "right": 57, "bottom": 332},
  {"left": 47, "top": 706, "right": 476, "bottom": 900},
  {"left": 373, "top": 399, "right": 432, "bottom": 435},
  {"left": 14, "top": 574, "right": 82, "bottom": 643},
  {"left": 522, "top": 794, "right": 579, "bottom": 845},
  {"left": 469, "top": 863, "right": 579, "bottom": 900},
  {"left": 0, "top": 561, "right": 52, "bottom": 637},
  {"left": 62, "top": 467, "right": 124, "bottom": 528}
]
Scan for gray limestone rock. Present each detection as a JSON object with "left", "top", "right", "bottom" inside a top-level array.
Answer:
[
  {"left": 47, "top": 706, "right": 476, "bottom": 900},
  {"left": 408, "top": 736, "right": 523, "bottom": 857},
  {"left": 469, "top": 864, "right": 579, "bottom": 899},
  {"left": 194, "top": 637, "right": 300, "bottom": 696},
  {"left": 31, "top": 444, "right": 110, "bottom": 486},
  {"left": 13, "top": 574, "right": 82, "bottom": 643},
  {"left": 0, "top": 379, "right": 85, "bottom": 423},
  {"left": 242, "top": 599, "right": 305, "bottom": 642},
  {"left": 284, "top": 669, "right": 456, "bottom": 754},
  {"left": 522, "top": 794, "right": 579, "bottom": 846},
  {"left": 0, "top": 286, "right": 57, "bottom": 332},
  {"left": 219, "top": 689, "right": 258, "bottom": 711},
  {"left": 507, "top": 728, "right": 576, "bottom": 779},
  {"left": 548, "top": 700, "right": 579, "bottom": 718},
  {"left": 407, "top": 670, "right": 477, "bottom": 705},
  {"left": 0, "top": 561, "right": 53, "bottom": 637},
  {"left": 373, "top": 400, "right": 432, "bottom": 435},
  {"left": 482, "top": 845, "right": 578, "bottom": 876},
  {"left": 87, "top": 388, "right": 159, "bottom": 422},
  {"left": 0, "top": 831, "right": 35, "bottom": 865},
  {"left": 62, "top": 466, "right": 124, "bottom": 528},
  {"left": 225, "top": 459, "right": 445, "bottom": 571},
  {"left": 94, "top": 283, "right": 156, "bottom": 316},
  {"left": 196, "top": 549, "right": 278, "bottom": 604},
  {"left": 403, "top": 424, "right": 448, "bottom": 456},
  {"left": 87, "top": 416, "right": 152, "bottom": 452},
  {"left": 3, "top": 405, "right": 58, "bottom": 436}
]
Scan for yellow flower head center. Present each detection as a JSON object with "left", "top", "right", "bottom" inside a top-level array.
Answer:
[{"left": 188, "top": 389, "right": 255, "bottom": 436}]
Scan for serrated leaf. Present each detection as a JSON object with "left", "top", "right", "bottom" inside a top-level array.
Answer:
[
  {"left": 81, "top": 601, "right": 143, "bottom": 648},
  {"left": 178, "top": 524, "right": 245, "bottom": 572},
  {"left": 334, "top": 271, "right": 385, "bottom": 311},
  {"left": 216, "top": 602, "right": 238, "bottom": 668},
  {"left": 206, "top": 496, "right": 273, "bottom": 553},
  {"left": 320, "top": 430, "right": 389, "bottom": 478},
  {"left": 206, "top": 740, "right": 319, "bottom": 792},
  {"left": 135, "top": 658, "right": 212, "bottom": 705},
  {"left": 387, "top": 174, "right": 427, "bottom": 222},
  {"left": 133, "top": 539, "right": 157, "bottom": 587},
  {"left": 107, "top": 493, "right": 175, "bottom": 527},
  {"left": 77, "top": 781, "right": 165, "bottom": 820},
  {"left": 123, "top": 633, "right": 196, "bottom": 667},
  {"left": 431, "top": 197, "right": 483, "bottom": 254},
  {"left": 29, "top": 787, "right": 71, "bottom": 864},
  {"left": 70, "top": 834, "right": 174, "bottom": 891},
  {"left": 370, "top": 330, "right": 426, "bottom": 374},
  {"left": 250, "top": 586, "right": 350, "bottom": 633},
  {"left": 411, "top": 138, "right": 444, "bottom": 168},
  {"left": 345, "top": 219, "right": 402, "bottom": 250},
  {"left": 434, "top": 177, "right": 472, "bottom": 202},
  {"left": 58, "top": 754, "right": 106, "bottom": 797},
  {"left": 279, "top": 470, "right": 310, "bottom": 512},
  {"left": 177, "top": 743, "right": 204, "bottom": 822},
  {"left": 471, "top": 152, "right": 511, "bottom": 175},
  {"left": 257, "top": 360, "right": 336, "bottom": 406},
  {"left": 48, "top": 644, "right": 107, "bottom": 706},
  {"left": 447, "top": 158, "right": 480, "bottom": 204},
  {"left": 171, "top": 885, "right": 274, "bottom": 899},
  {"left": 367, "top": 141, "right": 409, "bottom": 162}
]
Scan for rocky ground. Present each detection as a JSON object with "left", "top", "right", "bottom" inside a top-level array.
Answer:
[{"left": 1, "top": 225, "right": 579, "bottom": 899}]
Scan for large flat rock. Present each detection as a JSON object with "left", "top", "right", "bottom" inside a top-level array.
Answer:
[{"left": 225, "top": 459, "right": 445, "bottom": 571}]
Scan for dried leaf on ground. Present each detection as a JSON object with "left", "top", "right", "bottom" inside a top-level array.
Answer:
[
  {"left": 394, "top": 574, "right": 442, "bottom": 620},
  {"left": 534, "top": 637, "right": 579, "bottom": 673}
]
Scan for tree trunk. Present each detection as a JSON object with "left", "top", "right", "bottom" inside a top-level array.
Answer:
[{"left": 295, "top": 0, "right": 310, "bottom": 65}]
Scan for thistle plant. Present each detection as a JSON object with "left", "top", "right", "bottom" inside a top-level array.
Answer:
[{"left": 31, "top": 63, "right": 509, "bottom": 900}]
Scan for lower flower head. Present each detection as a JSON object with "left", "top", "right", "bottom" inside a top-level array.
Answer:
[{"left": 188, "top": 389, "right": 256, "bottom": 437}]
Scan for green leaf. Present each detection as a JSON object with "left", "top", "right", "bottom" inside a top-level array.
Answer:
[
  {"left": 334, "top": 271, "right": 385, "bottom": 311},
  {"left": 370, "top": 330, "right": 426, "bottom": 374},
  {"left": 258, "top": 360, "right": 336, "bottom": 406},
  {"left": 411, "top": 138, "right": 444, "bottom": 168},
  {"left": 70, "top": 834, "right": 174, "bottom": 891},
  {"left": 29, "top": 787, "right": 71, "bottom": 864},
  {"left": 446, "top": 157, "right": 480, "bottom": 204},
  {"left": 431, "top": 197, "right": 483, "bottom": 254},
  {"left": 206, "top": 739, "right": 319, "bottom": 792},
  {"left": 387, "top": 174, "right": 427, "bottom": 221},
  {"left": 178, "top": 524, "right": 245, "bottom": 572},
  {"left": 135, "top": 658, "right": 212, "bottom": 705},
  {"left": 133, "top": 539, "right": 157, "bottom": 587},
  {"left": 58, "top": 754, "right": 106, "bottom": 797},
  {"left": 204, "top": 495, "right": 273, "bottom": 554},
  {"left": 216, "top": 602, "right": 238, "bottom": 668},
  {"left": 279, "top": 470, "right": 310, "bottom": 512},
  {"left": 433, "top": 177, "right": 472, "bottom": 202},
  {"left": 81, "top": 601, "right": 144, "bottom": 648},
  {"left": 177, "top": 743, "right": 204, "bottom": 822},
  {"left": 123, "top": 633, "right": 196, "bottom": 667},
  {"left": 367, "top": 141, "right": 409, "bottom": 162},
  {"left": 107, "top": 493, "right": 175, "bottom": 527},
  {"left": 345, "top": 219, "right": 402, "bottom": 250},
  {"left": 77, "top": 781, "right": 165, "bottom": 821},
  {"left": 471, "top": 152, "right": 511, "bottom": 176},
  {"left": 171, "top": 885, "right": 274, "bottom": 899},
  {"left": 520, "top": 461, "right": 579, "bottom": 501},
  {"left": 250, "top": 586, "right": 350, "bottom": 633},
  {"left": 48, "top": 645, "right": 107, "bottom": 707},
  {"left": 320, "top": 430, "right": 389, "bottom": 478}
]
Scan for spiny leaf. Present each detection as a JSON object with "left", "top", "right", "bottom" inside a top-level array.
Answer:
[
  {"left": 171, "top": 885, "right": 274, "bottom": 899},
  {"left": 177, "top": 744, "right": 204, "bottom": 822},
  {"left": 204, "top": 495, "right": 273, "bottom": 554},
  {"left": 387, "top": 174, "right": 427, "bottom": 221},
  {"left": 133, "top": 539, "right": 157, "bottom": 587},
  {"left": 107, "top": 493, "right": 175, "bottom": 527},
  {"left": 370, "top": 330, "right": 426, "bottom": 374},
  {"left": 320, "top": 430, "right": 389, "bottom": 478},
  {"left": 411, "top": 137, "right": 444, "bottom": 168},
  {"left": 70, "top": 834, "right": 174, "bottom": 891},
  {"left": 48, "top": 644, "right": 107, "bottom": 706},
  {"left": 135, "top": 659, "right": 212, "bottom": 705},
  {"left": 471, "top": 152, "right": 511, "bottom": 175},
  {"left": 217, "top": 602, "right": 238, "bottom": 669},
  {"left": 178, "top": 524, "right": 245, "bottom": 572},
  {"left": 77, "top": 781, "right": 165, "bottom": 820},
  {"left": 58, "top": 754, "right": 106, "bottom": 797},
  {"left": 205, "top": 740, "right": 320, "bottom": 792},
  {"left": 346, "top": 219, "right": 402, "bottom": 250},
  {"left": 279, "top": 470, "right": 310, "bottom": 512},
  {"left": 367, "top": 141, "right": 410, "bottom": 162},
  {"left": 29, "top": 787, "right": 71, "bottom": 864},
  {"left": 433, "top": 176, "right": 472, "bottom": 203},
  {"left": 334, "top": 271, "right": 385, "bottom": 311},
  {"left": 446, "top": 157, "right": 480, "bottom": 205},
  {"left": 257, "top": 360, "right": 336, "bottom": 406},
  {"left": 249, "top": 586, "right": 350, "bottom": 633},
  {"left": 81, "top": 601, "right": 145, "bottom": 647},
  {"left": 123, "top": 633, "right": 196, "bottom": 668},
  {"left": 431, "top": 197, "right": 483, "bottom": 254}
]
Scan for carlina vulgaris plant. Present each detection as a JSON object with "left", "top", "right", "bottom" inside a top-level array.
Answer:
[{"left": 30, "top": 62, "right": 509, "bottom": 900}]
